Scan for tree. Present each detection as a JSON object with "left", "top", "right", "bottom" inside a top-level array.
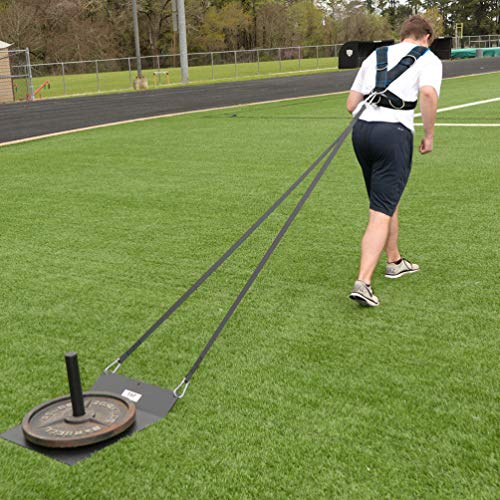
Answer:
[
  {"left": 289, "top": 0, "right": 325, "bottom": 46},
  {"left": 422, "top": 5, "right": 444, "bottom": 37},
  {"left": 256, "top": 1, "right": 291, "bottom": 48},
  {"left": 0, "top": 1, "right": 44, "bottom": 53},
  {"left": 193, "top": 1, "right": 250, "bottom": 51},
  {"left": 0, "top": 0, "right": 497, "bottom": 63},
  {"left": 322, "top": 1, "right": 392, "bottom": 42},
  {"left": 135, "top": 0, "right": 173, "bottom": 56}
]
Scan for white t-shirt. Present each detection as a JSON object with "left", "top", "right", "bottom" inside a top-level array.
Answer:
[{"left": 351, "top": 41, "right": 443, "bottom": 132}]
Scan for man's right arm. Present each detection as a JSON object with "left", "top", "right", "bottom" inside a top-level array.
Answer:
[
  {"left": 419, "top": 85, "right": 439, "bottom": 154},
  {"left": 347, "top": 57, "right": 370, "bottom": 114}
]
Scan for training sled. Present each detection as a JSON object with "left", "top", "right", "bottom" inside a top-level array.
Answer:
[
  {"left": 1, "top": 100, "right": 367, "bottom": 465},
  {"left": 1, "top": 46, "right": 427, "bottom": 464},
  {"left": 1, "top": 353, "right": 176, "bottom": 465}
]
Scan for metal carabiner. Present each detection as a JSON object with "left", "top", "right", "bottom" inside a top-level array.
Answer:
[
  {"left": 104, "top": 358, "right": 122, "bottom": 374},
  {"left": 365, "top": 92, "right": 381, "bottom": 106},
  {"left": 174, "top": 377, "right": 190, "bottom": 399}
]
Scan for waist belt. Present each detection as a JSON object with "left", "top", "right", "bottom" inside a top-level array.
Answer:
[{"left": 362, "top": 90, "right": 417, "bottom": 110}]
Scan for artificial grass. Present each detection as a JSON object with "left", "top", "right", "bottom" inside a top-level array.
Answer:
[{"left": 0, "top": 72, "right": 499, "bottom": 498}]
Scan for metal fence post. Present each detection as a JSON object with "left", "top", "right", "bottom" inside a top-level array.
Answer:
[
  {"left": 96, "top": 60, "right": 100, "bottom": 92},
  {"left": 257, "top": 49, "right": 260, "bottom": 74},
  {"left": 234, "top": 51, "right": 237, "bottom": 77},
  {"left": 61, "top": 62, "right": 67, "bottom": 95},
  {"left": 211, "top": 52, "right": 214, "bottom": 80},
  {"left": 25, "top": 48, "right": 35, "bottom": 101},
  {"left": 128, "top": 58, "right": 133, "bottom": 87},
  {"left": 278, "top": 48, "right": 281, "bottom": 72},
  {"left": 298, "top": 46, "right": 301, "bottom": 71},
  {"left": 316, "top": 45, "right": 319, "bottom": 69}
]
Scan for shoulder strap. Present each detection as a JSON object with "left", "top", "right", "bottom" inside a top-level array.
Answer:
[
  {"left": 374, "top": 45, "right": 428, "bottom": 92},
  {"left": 386, "top": 46, "right": 428, "bottom": 85},
  {"left": 374, "top": 46, "right": 389, "bottom": 92}
]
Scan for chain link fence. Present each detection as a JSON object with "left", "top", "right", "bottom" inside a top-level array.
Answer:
[
  {"left": 1, "top": 48, "right": 34, "bottom": 103},
  {"left": 453, "top": 34, "right": 500, "bottom": 48},
  {"left": 13, "top": 44, "right": 341, "bottom": 99},
  {"left": 6, "top": 36, "right": 500, "bottom": 101}
]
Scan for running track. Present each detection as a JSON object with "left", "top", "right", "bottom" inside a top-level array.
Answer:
[{"left": 1, "top": 57, "right": 499, "bottom": 145}]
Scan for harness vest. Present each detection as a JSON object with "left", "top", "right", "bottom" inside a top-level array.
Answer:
[{"left": 363, "top": 45, "right": 429, "bottom": 110}]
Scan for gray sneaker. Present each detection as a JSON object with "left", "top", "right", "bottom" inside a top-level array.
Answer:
[
  {"left": 349, "top": 280, "right": 379, "bottom": 307},
  {"left": 385, "top": 258, "right": 420, "bottom": 279}
]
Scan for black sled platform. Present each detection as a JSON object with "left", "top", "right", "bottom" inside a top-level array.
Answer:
[{"left": 1, "top": 371, "right": 177, "bottom": 465}]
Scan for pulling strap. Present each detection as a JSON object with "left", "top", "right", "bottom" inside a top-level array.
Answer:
[
  {"left": 105, "top": 105, "right": 367, "bottom": 398},
  {"left": 104, "top": 118, "right": 346, "bottom": 374},
  {"left": 175, "top": 105, "right": 367, "bottom": 397}
]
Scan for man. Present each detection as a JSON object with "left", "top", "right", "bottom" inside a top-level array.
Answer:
[{"left": 347, "top": 15, "right": 442, "bottom": 307}]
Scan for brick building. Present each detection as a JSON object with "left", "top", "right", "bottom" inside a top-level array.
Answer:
[{"left": 0, "top": 40, "right": 14, "bottom": 104}]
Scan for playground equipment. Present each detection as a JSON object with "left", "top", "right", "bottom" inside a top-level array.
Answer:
[
  {"left": 153, "top": 70, "right": 170, "bottom": 86},
  {"left": 33, "top": 80, "right": 50, "bottom": 99}
]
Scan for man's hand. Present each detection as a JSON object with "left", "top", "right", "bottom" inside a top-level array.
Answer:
[{"left": 419, "top": 135, "right": 433, "bottom": 154}]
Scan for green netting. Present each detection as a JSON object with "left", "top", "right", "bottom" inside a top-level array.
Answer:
[
  {"left": 482, "top": 47, "right": 500, "bottom": 57},
  {"left": 452, "top": 47, "right": 500, "bottom": 59},
  {"left": 451, "top": 48, "right": 477, "bottom": 59}
]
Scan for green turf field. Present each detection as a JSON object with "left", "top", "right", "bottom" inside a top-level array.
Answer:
[
  {"left": 0, "top": 72, "right": 499, "bottom": 497},
  {"left": 28, "top": 56, "right": 338, "bottom": 99}
]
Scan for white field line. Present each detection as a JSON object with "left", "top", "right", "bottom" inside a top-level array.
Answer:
[
  {"left": 415, "top": 123, "right": 500, "bottom": 127},
  {"left": 415, "top": 96, "right": 500, "bottom": 118},
  {"left": 1, "top": 72, "right": 499, "bottom": 148}
]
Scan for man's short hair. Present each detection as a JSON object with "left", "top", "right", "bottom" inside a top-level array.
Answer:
[{"left": 400, "top": 15, "right": 435, "bottom": 44}]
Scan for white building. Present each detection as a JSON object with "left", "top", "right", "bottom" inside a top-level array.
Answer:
[{"left": 0, "top": 40, "right": 14, "bottom": 103}]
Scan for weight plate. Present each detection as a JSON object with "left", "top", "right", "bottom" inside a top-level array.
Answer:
[{"left": 22, "top": 392, "right": 136, "bottom": 448}]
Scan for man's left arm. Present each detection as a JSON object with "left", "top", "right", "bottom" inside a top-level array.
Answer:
[
  {"left": 419, "top": 86, "right": 439, "bottom": 154},
  {"left": 418, "top": 56, "right": 443, "bottom": 154}
]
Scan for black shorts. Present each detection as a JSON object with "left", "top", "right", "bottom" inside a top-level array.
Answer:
[{"left": 352, "top": 120, "right": 414, "bottom": 217}]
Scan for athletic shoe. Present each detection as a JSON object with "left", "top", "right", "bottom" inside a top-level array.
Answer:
[
  {"left": 349, "top": 280, "right": 379, "bottom": 307},
  {"left": 384, "top": 258, "right": 420, "bottom": 279}
]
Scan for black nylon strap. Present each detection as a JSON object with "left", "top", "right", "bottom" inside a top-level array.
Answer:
[
  {"left": 386, "top": 46, "right": 428, "bottom": 83},
  {"left": 115, "top": 129, "right": 344, "bottom": 365},
  {"left": 363, "top": 91, "right": 417, "bottom": 110},
  {"left": 184, "top": 105, "right": 366, "bottom": 383},
  {"left": 369, "top": 45, "right": 429, "bottom": 110},
  {"left": 374, "top": 46, "right": 389, "bottom": 91}
]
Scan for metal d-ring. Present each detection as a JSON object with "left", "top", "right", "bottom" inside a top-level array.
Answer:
[
  {"left": 104, "top": 358, "right": 122, "bottom": 374},
  {"left": 388, "top": 97, "right": 406, "bottom": 110},
  {"left": 174, "top": 378, "right": 190, "bottom": 398}
]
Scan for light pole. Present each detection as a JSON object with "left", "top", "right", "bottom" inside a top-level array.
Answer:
[
  {"left": 131, "top": 0, "right": 148, "bottom": 89},
  {"left": 176, "top": 0, "right": 189, "bottom": 83}
]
